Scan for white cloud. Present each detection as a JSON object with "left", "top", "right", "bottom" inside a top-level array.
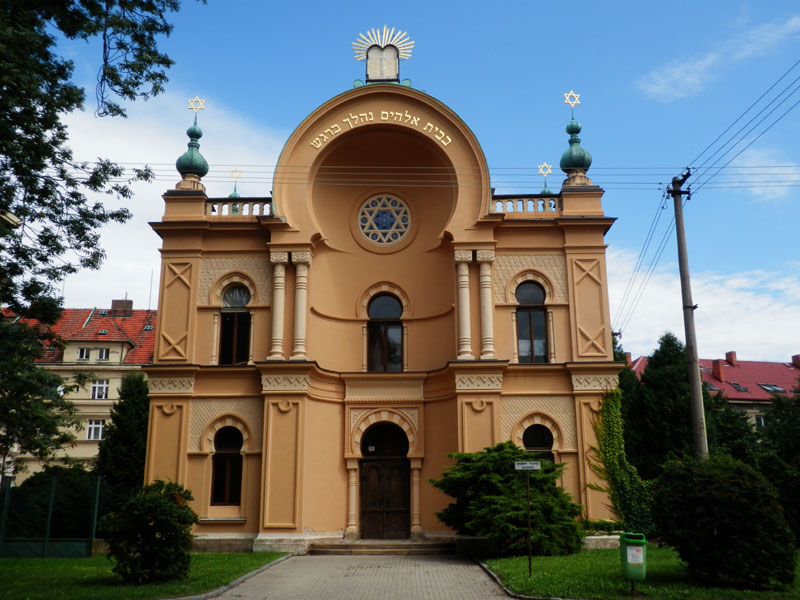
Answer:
[
  {"left": 721, "top": 147, "right": 800, "bottom": 202},
  {"left": 608, "top": 247, "right": 800, "bottom": 361},
  {"left": 636, "top": 15, "right": 800, "bottom": 102},
  {"left": 59, "top": 92, "right": 284, "bottom": 310}
]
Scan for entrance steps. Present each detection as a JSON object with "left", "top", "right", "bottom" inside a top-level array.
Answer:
[{"left": 308, "top": 539, "right": 456, "bottom": 556}]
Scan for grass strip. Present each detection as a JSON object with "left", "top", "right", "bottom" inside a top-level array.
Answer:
[
  {"left": 0, "top": 552, "right": 283, "bottom": 600},
  {"left": 486, "top": 547, "right": 800, "bottom": 600}
]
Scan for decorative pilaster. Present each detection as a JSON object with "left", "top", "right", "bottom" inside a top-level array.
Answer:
[
  {"left": 210, "top": 313, "right": 219, "bottom": 365},
  {"left": 476, "top": 250, "right": 496, "bottom": 359},
  {"left": 345, "top": 458, "right": 359, "bottom": 540},
  {"left": 248, "top": 312, "right": 255, "bottom": 365},
  {"left": 268, "top": 252, "right": 288, "bottom": 360},
  {"left": 290, "top": 252, "right": 311, "bottom": 360},
  {"left": 455, "top": 250, "right": 474, "bottom": 360},
  {"left": 410, "top": 457, "right": 422, "bottom": 537}
]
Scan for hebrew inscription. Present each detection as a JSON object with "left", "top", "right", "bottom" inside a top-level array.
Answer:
[{"left": 310, "top": 108, "right": 452, "bottom": 150}]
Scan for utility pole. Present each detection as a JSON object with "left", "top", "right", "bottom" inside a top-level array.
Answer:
[{"left": 670, "top": 169, "right": 708, "bottom": 461}]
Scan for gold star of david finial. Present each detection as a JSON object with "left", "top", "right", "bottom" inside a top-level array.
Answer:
[
  {"left": 230, "top": 168, "right": 243, "bottom": 181},
  {"left": 563, "top": 90, "right": 581, "bottom": 108},
  {"left": 188, "top": 96, "right": 206, "bottom": 112},
  {"left": 538, "top": 162, "right": 552, "bottom": 177}
]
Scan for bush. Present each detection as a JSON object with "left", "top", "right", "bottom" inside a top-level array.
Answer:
[
  {"left": 430, "top": 442, "right": 583, "bottom": 557},
  {"left": 653, "top": 454, "right": 796, "bottom": 589},
  {"left": 102, "top": 480, "right": 198, "bottom": 583}
]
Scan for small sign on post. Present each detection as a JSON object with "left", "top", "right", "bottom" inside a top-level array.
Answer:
[
  {"left": 515, "top": 461, "right": 542, "bottom": 471},
  {"left": 515, "top": 460, "right": 541, "bottom": 577}
]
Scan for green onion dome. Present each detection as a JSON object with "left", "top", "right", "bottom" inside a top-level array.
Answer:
[
  {"left": 176, "top": 115, "right": 209, "bottom": 178},
  {"left": 559, "top": 118, "right": 592, "bottom": 173}
]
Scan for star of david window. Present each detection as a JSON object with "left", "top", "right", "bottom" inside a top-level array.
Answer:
[{"left": 358, "top": 196, "right": 410, "bottom": 245}]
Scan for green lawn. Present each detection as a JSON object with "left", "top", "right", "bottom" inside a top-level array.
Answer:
[
  {"left": 486, "top": 547, "right": 800, "bottom": 600},
  {"left": 0, "top": 552, "right": 283, "bottom": 600}
]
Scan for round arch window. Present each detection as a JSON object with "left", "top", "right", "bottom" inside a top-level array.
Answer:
[
  {"left": 523, "top": 424, "right": 555, "bottom": 462},
  {"left": 358, "top": 195, "right": 410, "bottom": 245}
]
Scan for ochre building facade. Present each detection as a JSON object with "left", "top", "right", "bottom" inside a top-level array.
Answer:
[{"left": 144, "top": 78, "right": 620, "bottom": 551}]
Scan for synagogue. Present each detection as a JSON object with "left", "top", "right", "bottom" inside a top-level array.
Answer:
[{"left": 144, "top": 28, "right": 620, "bottom": 552}]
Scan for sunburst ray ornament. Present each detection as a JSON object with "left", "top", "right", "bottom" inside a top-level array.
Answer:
[
  {"left": 188, "top": 96, "right": 206, "bottom": 112},
  {"left": 353, "top": 26, "right": 414, "bottom": 61}
]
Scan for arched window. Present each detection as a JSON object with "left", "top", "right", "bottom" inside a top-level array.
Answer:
[
  {"left": 367, "top": 294, "right": 403, "bottom": 372},
  {"left": 523, "top": 424, "right": 555, "bottom": 462},
  {"left": 211, "top": 426, "right": 243, "bottom": 505},
  {"left": 219, "top": 284, "right": 251, "bottom": 365},
  {"left": 515, "top": 281, "right": 547, "bottom": 363}
]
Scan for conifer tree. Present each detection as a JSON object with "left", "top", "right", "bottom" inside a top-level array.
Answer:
[{"left": 95, "top": 371, "right": 150, "bottom": 504}]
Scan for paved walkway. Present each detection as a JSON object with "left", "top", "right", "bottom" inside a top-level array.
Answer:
[{"left": 208, "top": 554, "right": 509, "bottom": 600}]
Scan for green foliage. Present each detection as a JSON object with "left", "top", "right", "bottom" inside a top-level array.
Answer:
[
  {"left": 590, "top": 388, "right": 653, "bottom": 534},
  {"left": 758, "top": 387, "right": 800, "bottom": 539},
  {"left": 705, "top": 392, "right": 762, "bottom": 465},
  {"left": 0, "top": 318, "right": 84, "bottom": 479},
  {"left": 95, "top": 372, "right": 150, "bottom": 507},
  {"left": 429, "top": 442, "right": 583, "bottom": 557},
  {"left": 0, "top": 1, "right": 200, "bottom": 318},
  {"left": 102, "top": 480, "right": 198, "bottom": 584},
  {"left": 653, "top": 454, "right": 796, "bottom": 589},
  {"left": 622, "top": 333, "right": 696, "bottom": 480},
  {"left": 1, "top": 464, "right": 99, "bottom": 539}
]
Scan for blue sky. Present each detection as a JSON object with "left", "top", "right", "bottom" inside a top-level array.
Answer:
[{"left": 57, "top": 0, "right": 800, "bottom": 361}]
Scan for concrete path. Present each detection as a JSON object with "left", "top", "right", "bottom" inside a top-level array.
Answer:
[{"left": 208, "top": 554, "right": 509, "bottom": 600}]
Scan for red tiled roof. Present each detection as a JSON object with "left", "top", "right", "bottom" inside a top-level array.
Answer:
[
  {"left": 8, "top": 306, "right": 157, "bottom": 365},
  {"left": 629, "top": 352, "right": 800, "bottom": 403}
]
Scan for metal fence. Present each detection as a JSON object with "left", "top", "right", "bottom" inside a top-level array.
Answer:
[{"left": 0, "top": 472, "right": 107, "bottom": 558}]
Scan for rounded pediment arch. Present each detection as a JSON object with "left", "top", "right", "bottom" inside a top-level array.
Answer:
[
  {"left": 201, "top": 414, "right": 252, "bottom": 453},
  {"left": 350, "top": 408, "right": 419, "bottom": 457},
  {"left": 211, "top": 273, "right": 257, "bottom": 307},
  {"left": 272, "top": 85, "right": 491, "bottom": 244},
  {"left": 506, "top": 271, "right": 555, "bottom": 304},
  {"left": 511, "top": 413, "right": 562, "bottom": 452}
]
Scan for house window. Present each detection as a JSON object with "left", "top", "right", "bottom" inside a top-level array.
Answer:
[
  {"left": 97, "top": 348, "right": 110, "bottom": 361},
  {"left": 211, "top": 426, "right": 243, "bottom": 505},
  {"left": 523, "top": 424, "right": 555, "bottom": 462},
  {"left": 755, "top": 415, "right": 767, "bottom": 428},
  {"left": 87, "top": 420, "right": 105, "bottom": 440},
  {"left": 515, "top": 281, "right": 548, "bottom": 363},
  {"left": 758, "top": 383, "right": 786, "bottom": 394},
  {"left": 367, "top": 293, "right": 403, "bottom": 372},
  {"left": 219, "top": 284, "right": 251, "bottom": 365},
  {"left": 91, "top": 379, "right": 109, "bottom": 399},
  {"left": 78, "top": 348, "right": 90, "bottom": 360},
  {"left": 730, "top": 382, "right": 748, "bottom": 392}
]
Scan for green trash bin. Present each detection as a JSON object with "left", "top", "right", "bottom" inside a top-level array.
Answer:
[{"left": 619, "top": 532, "right": 647, "bottom": 582}]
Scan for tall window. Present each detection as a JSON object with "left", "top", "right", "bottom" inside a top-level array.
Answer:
[
  {"left": 211, "top": 426, "right": 243, "bottom": 505},
  {"left": 523, "top": 424, "right": 555, "bottom": 462},
  {"left": 97, "top": 348, "right": 110, "bottom": 361},
  {"left": 515, "top": 281, "right": 548, "bottom": 363},
  {"left": 78, "top": 348, "right": 90, "bottom": 360},
  {"left": 91, "top": 379, "right": 109, "bottom": 399},
  {"left": 367, "top": 294, "right": 403, "bottom": 372},
  {"left": 219, "top": 284, "right": 251, "bottom": 365},
  {"left": 87, "top": 420, "right": 105, "bottom": 440}
]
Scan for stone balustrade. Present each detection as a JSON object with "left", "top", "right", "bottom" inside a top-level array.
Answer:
[{"left": 206, "top": 199, "right": 272, "bottom": 218}]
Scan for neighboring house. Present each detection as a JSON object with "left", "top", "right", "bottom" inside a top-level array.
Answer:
[
  {"left": 629, "top": 351, "right": 800, "bottom": 425},
  {"left": 13, "top": 299, "right": 156, "bottom": 480},
  {"left": 144, "top": 31, "right": 621, "bottom": 551}
]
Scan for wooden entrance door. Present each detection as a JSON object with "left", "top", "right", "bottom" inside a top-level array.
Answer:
[{"left": 360, "top": 458, "right": 410, "bottom": 539}]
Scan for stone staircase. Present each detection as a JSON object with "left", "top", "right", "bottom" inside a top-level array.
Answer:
[{"left": 307, "top": 539, "right": 456, "bottom": 556}]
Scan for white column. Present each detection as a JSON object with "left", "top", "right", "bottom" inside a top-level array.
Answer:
[
  {"left": 477, "top": 250, "right": 496, "bottom": 359},
  {"left": 547, "top": 310, "right": 555, "bottom": 363},
  {"left": 511, "top": 311, "right": 519, "bottom": 363},
  {"left": 267, "top": 252, "right": 288, "bottom": 360},
  {"left": 455, "top": 250, "right": 474, "bottom": 360},
  {"left": 247, "top": 311, "right": 255, "bottom": 365},
  {"left": 290, "top": 251, "right": 311, "bottom": 360}
]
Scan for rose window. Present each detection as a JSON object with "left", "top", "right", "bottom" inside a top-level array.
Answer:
[{"left": 358, "top": 196, "right": 410, "bottom": 244}]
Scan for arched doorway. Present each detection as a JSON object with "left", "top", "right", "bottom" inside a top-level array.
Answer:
[{"left": 360, "top": 422, "right": 410, "bottom": 539}]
